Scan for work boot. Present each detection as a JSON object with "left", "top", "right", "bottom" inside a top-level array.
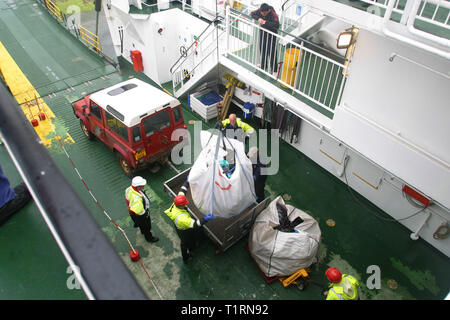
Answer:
[
  {"left": 0, "top": 183, "right": 31, "bottom": 226},
  {"left": 146, "top": 236, "right": 159, "bottom": 243},
  {"left": 183, "top": 253, "right": 193, "bottom": 263}
]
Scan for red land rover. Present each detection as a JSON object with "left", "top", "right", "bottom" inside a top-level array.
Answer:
[{"left": 72, "top": 78, "right": 186, "bottom": 176}]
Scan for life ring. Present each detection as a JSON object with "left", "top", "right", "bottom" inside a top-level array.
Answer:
[
  {"left": 433, "top": 222, "right": 449, "bottom": 240},
  {"left": 180, "top": 46, "right": 187, "bottom": 58}
]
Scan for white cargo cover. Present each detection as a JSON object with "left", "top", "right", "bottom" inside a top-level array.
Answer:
[{"left": 249, "top": 196, "right": 321, "bottom": 277}]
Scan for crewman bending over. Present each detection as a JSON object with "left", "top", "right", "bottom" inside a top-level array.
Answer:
[{"left": 220, "top": 113, "right": 254, "bottom": 135}]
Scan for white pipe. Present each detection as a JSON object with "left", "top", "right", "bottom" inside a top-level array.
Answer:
[
  {"left": 410, "top": 210, "right": 431, "bottom": 240},
  {"left": 226, "top": 5, "right": 230, "bottom": 54},
  {"left": 382, "top": 0, "right": 450, "bottom": 60},
  {"left": 389, "top": 52, "right": 450, "bottom": 79}
]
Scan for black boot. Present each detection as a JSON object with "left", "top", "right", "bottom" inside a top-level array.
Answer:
[
  {"left": 0, "top": 183, "right": 31, "bottom": 226},
  {"left": 145, "top": 235, "right": 159, "bottom": 243},
  {"left": 183, "top": 253, "right": 193, "bottom": 263}
]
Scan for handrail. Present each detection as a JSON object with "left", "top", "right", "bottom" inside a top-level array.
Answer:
[
  {"left": 280, "top": 0, "right": 302, "bottom": 33},
  {"left": 178, "top": 27, "right": 226, "bottom": 77},
  {"left": 282, "top": 0, "right": 292, "bottom": 11},
  {"left": 170, "top": 18, "right": 220, "bottom": 73},
  {"left": 406, "top": 0, "right": 450, "bottom": 48},
  {"left": 232, "top": 8, "right": 348, "bottom": 62},
  {"left": 226, "top": 9, "right": 348, "bottom": 114},
  {"left": 171, "top": 23, "right": 225, "bottom": 95},
  {"left": 141, "top": 0, "right": 193, "bottom": 11},
  {"left": 382, "top": 0, "right": 450, "bottom": 59}
]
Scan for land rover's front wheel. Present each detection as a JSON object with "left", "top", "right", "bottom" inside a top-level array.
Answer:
[
  {"left": 80, "top": 119, "right": 95, "bottom": 140},
  {"left": 117, "top": 154, "right": 135, "bottom": 177}
]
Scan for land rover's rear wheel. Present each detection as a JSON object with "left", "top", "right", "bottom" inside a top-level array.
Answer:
[
  {"left": 117, "top": 154, "right": 135, "bottom": 177},
  {"left": 80, "top": 119, "right": 95, "bottom": 140}
]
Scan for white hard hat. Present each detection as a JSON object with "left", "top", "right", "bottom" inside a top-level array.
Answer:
[{"left": 132, "top": 176, "right": 147, "bottom": 187}]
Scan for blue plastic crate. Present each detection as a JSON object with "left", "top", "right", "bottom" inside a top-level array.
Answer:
[{"left": 199, "top": 91, "right": 222, "bottom": 106}]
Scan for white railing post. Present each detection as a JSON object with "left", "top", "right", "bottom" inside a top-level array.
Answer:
[{"left": 226, "top": 5, "right": 230, "bottom": 55}]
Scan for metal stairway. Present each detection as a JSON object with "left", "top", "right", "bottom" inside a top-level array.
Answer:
[{"left": 170, "top": 19, "right": 225, "bottom": 98}]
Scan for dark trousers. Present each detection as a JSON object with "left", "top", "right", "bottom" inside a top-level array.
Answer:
[
  {"left": 175, "top": 227, "right": 196, "bottom": 259},
  {"left": 131, "top": 212, "right": 154, "bottom": 241},
  {"left": 255, "top": 177, "right": 266, "bottom": 203},
  {"left": 259, "top": 31, "right": 278, "bottom": 73}
]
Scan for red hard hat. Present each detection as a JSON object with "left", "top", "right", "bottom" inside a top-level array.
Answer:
[
  {"left": 325, "top": 267, "right": 342, "bottom": 283},
  {"left": 174, "top": 195, "right": 189, "bottom": 207}
]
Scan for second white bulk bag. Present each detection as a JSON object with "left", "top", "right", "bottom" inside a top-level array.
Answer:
[{"left": 249, "top": 196, "right": 321, "bottom": 277}]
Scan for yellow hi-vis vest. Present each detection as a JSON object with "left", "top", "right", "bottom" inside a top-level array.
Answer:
[
  {"left": 164, "top": 204, "right": 196, "bottom": 230},
  {"left": 221, "top": 118, "right": 254, "bottom": 133},
  {"left": 326, "top": 274, "right": 360, "bottom": 300},
  {"left": 125, "top": 186, "right": 146, "bottom": 215}
]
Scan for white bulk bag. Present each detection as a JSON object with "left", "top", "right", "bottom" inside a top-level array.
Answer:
[
  {"left": 249, "top": 196, "right": 321, "bottom": 277},
  {"left": 188, "top": 130, "right": 256, "bottom": 218}
]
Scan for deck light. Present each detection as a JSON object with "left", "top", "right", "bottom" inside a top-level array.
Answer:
[{"left": 337, "top": 31, "right": 354, "bottom": 49}]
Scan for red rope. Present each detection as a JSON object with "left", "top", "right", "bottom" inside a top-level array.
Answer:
[{"left": 53, "top": 135, "right": 157, "bottom": 290}]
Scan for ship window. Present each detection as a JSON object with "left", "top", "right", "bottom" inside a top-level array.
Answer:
[
  {"left": 132, "top": 126, "right": 141, "bottom": 142},
  {"left": 143, "top": 109, "right": 171, "bottom": 137},
  {"left": 107, "top": 83, "right": 137, "bottom": 96},
  {"left": 90, "top": 102, "right": 102, "bottom": 119},
  {"left": 173, "top": 106, "right": 182, "bottom": 123},
  {"left": 105, "top": 111, "right": 128, "bottom": 141}
]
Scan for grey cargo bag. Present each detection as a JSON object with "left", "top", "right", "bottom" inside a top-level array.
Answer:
[{"left": 249, "top": 196, "right": 321, "bottom": 277}]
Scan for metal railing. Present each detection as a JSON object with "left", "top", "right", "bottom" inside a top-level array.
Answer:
[
  {"left": 140, "top": 0, "right": 193, "bottom": 13},
  {"left": 79, "top": 25, "right": 102, "bottom": 53},
  {"left": 405, "top": 0, "right": 450, "bottom": 43},
  {"left": 171, "top": 21, "right": 224, "bottom": 96},
  {"left": 36, "top": 0, "right": 118, "bottom": 67},
  {"left": 361, "top": 0, "right": 450, "bottom": 41},
  {"left": 280, "top": 0, "right": 303, "bottom": 33},
  {"left": 379, "top": 0, "right": 450, "bottom": 58},
  {"left": 44, "top": 0, "right": 63, "bottom": 22},
  {"left": 412, "top": 0, "right": 450, "bottom": 29},
  {"left": 226, "top": 10, "right": 348, "bottom": 115}
]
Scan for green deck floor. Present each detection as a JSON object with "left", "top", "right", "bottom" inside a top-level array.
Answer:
[{"left": 0, "top": 1, "right": 449, "bottom": 300}]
